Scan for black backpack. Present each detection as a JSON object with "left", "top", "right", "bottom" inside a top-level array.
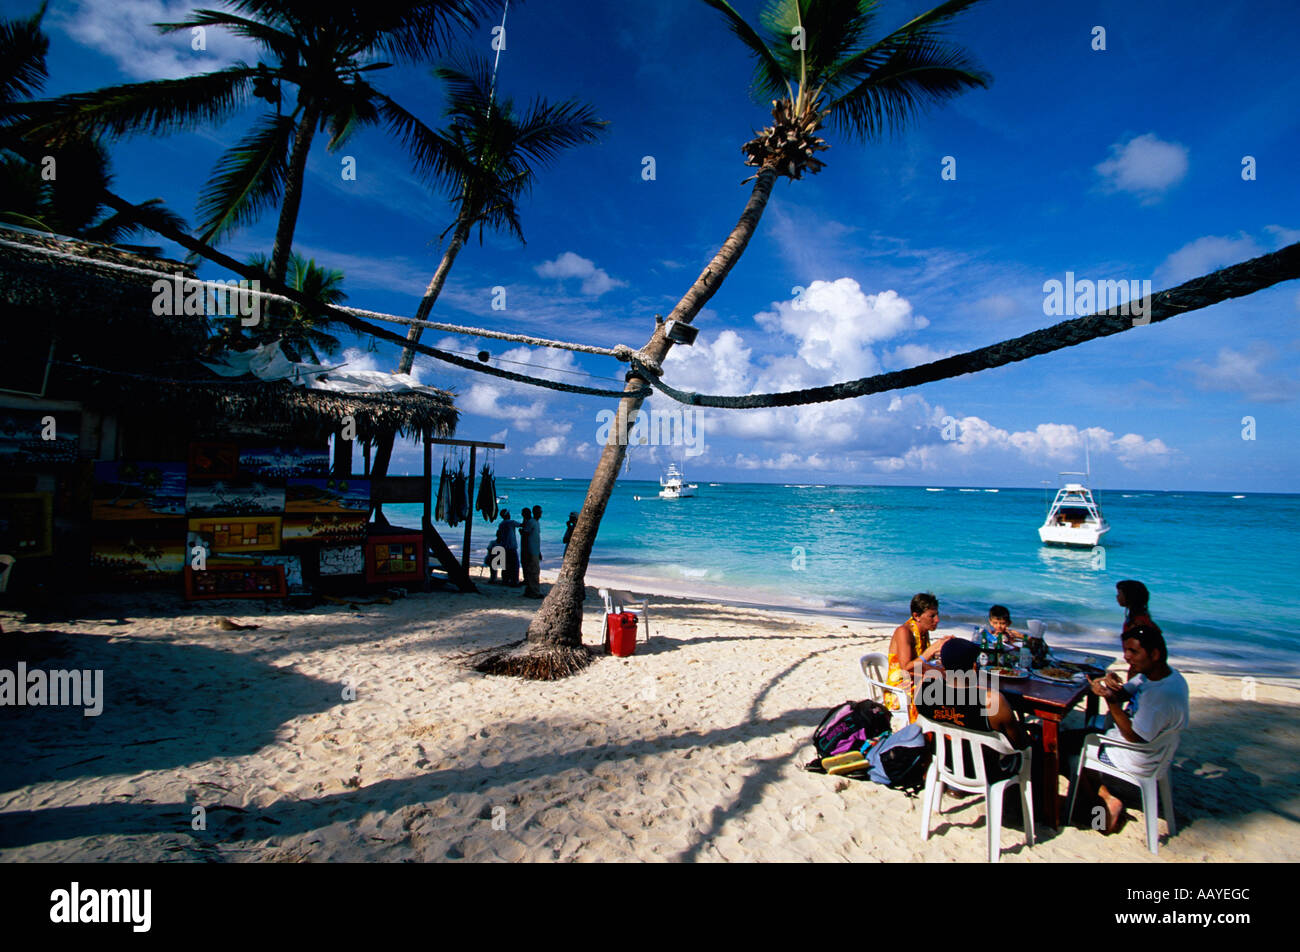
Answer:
[{"left": 866, "top": 722, "right": 932, "bottom": 794}]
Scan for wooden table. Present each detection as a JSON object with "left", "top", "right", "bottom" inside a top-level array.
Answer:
[{"left": 997, "top": 649, "right": 1116, "bottom": 828}]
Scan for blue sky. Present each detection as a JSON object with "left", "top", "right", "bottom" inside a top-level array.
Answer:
[{"left": 19, "top": 0, "right": 1300, "bottom": 491}]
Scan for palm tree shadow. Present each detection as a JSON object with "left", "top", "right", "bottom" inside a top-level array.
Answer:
[{"left": 0, "top": 628, "right": 339, "bottom": 794}]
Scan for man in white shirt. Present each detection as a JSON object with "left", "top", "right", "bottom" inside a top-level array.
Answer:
[{"left": 1081, "top": 624, "right": 1189, "bottom": 833}]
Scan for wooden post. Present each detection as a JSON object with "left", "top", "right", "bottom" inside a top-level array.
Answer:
[
  {"left": 422, "top": 430, "right": 433, "bottom": 593},
  {"left": 461, "top": 444, "right": 477, "bottom": 574}
]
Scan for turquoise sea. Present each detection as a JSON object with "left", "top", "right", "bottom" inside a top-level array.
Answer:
[{"left": 391, "top": 480, "right": 1300, "bottom": 678}]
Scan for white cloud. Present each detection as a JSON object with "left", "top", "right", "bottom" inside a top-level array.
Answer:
[
  {"left": 525, "top": 435, "right": 567, "bottom": 456},
  {"left": 1264, "top": 224, "right": 1300, "bottom": 248},
  {"left": 534, "top": 252, "right": 626, "bottom": 297},
  {"left": 756, "top": 279, "right": 928, "bottom": 378},
  {"left": 1183, "top": 346, "right": 1298, "bottom": 403},
  {"left": 1156, "top": 233, "right": 1264, "bottom": 286},
  {"left": 1095, "top": 133, "right": 1189, "bottom": 203},
  {"left": 51, "top": 1, "right": 257, "bottom": 80},
  {"left": 974, "top": 293, "right": 1021, "bottom": 320},
  {"left": 886, "top": 343, "right": 955, "bottom": 368}
]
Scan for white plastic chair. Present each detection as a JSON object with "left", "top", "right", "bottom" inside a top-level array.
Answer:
[
  {"left": 860, "top": 652, "right": 911, "bottom": 730},
  {"left": 599, "top": 588, "right": 650, "bottom": 644},
  {"left": 917, "top": 714, "right": 1035, "bottom": 863},
  {"left": 1067, "top": 729, "right": 1181, "bottom": 855}
]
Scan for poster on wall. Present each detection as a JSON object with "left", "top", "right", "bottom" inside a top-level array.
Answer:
[
  {"left": 241, "top": 445, "right": 329, "bottom": 479},
  {"left": 282, "top": 512, "right": 366, "bottom": 543},
  {"left": 185, "top": 565, "right": 287, "bottom": 600},
  {"left": 319, "top": 544, "right": 364, "bottom": 576},
  {"left": 185, "top": 478, "right": 285, "bottom": 516},
  {"left": 90, "top": 534, "right": 187, "bottom": 577},
  {"left": 260, "top": 554, "right": 307, "bottom": 593},
  {"left": 285, "top": 478, "right": 370, "bottom": 513},
  {"left": 365, "top": 535, "right": 424, "bottom": 584},
  {"left": 187, "top": 517, "right": 282, "bottom": 553},
  {"left": 92, "top": 462, "right": 187, "bottom": 520},
  {"left": 0, "top": 411, "right": 79, "bottom": 467}
]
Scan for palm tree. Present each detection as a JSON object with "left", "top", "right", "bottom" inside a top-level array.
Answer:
[
  {"left": 368, "top": 55, "right": 605, "bottom": 513},
  {"left": 240, "top": 251, "right": 347, "bottom": 361},
  {"left": 480, "top": 0, "right": 990, "bottom": 678},
  {"left": 18, "top": 1, "right": 496, "bottom": 288},
  {"left": 0, "top": 2, "right": 47, "bottom": 112},
  {"left": 0, "top": 4, "right": 185, "bottom": 246}
]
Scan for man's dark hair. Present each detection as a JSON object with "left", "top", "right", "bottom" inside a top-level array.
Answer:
[
  {"left": 532, "top": 506, "right": 542, "bottom": 518},
  {"left": 940, "top": 637, "right": 981, "bottom": 672},
  {"left": 1124, "top": 624, "right": 1167, "bottom": 663},
  {"left": 910, "top": 592, "right": 938, "bottom": 616},
  {"left": 1116, "top": 579, "right": 1150, "bottom": 613},
  {"left": 988, "top": 604, "right": 1011, "bottom": 622}
]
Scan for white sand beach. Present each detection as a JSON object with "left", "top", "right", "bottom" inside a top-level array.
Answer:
[{"left": 2, "top": 573, "right": 1297, "bottom": 863}]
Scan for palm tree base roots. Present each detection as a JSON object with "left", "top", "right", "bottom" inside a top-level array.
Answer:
[{"left": 470, "top": 640, "right": 593, "bottom": 680}]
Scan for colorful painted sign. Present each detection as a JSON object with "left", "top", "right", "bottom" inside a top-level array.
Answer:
[{"left": 92, "top": 462, "right": 187, "bottom": 520}]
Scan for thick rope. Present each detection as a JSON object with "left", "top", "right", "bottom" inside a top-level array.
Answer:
[
  {"left": 0, "top": 234, "right": 649, "bottom": 399},
  {"left": 0, "top": 237, "right": 624, "bottom": 356},
  {"left": 631, "top": 242, "right": 1300, "bottom": 408}
]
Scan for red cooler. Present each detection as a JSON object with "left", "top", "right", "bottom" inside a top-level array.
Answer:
[{"left": 606, "top": 612, "right": 638, "bottom": 657}]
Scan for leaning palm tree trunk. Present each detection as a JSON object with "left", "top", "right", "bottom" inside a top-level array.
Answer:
[
  {"left": 475, "top": 166, "right": 781, "bottom": 678},
  {"left": 369, "top": 215, "right": 472, "bottom": 518},
  {"left": 398, "top": 217, "right": 473, "bottom": 374}
]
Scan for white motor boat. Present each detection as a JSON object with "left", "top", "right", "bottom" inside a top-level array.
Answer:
[
  {"left": 1039, "top": 474, "right": 1109, "bottom": 547},
  {"left": 658, "top": 463, "right": 697, "bottom": 499}
]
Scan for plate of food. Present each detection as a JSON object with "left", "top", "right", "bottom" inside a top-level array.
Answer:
[
  {"left": 1034, "top": 666, "right": 1085, "bottom": 683},
  {"left": 985, "top": 665, "right": 1029, "bottom": 680}
]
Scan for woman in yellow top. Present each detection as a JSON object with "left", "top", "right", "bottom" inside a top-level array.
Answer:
[{"left": 885, "top": 592, "right": 949, "bottom": 721}]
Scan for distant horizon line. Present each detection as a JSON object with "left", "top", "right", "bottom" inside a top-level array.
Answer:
[{"left": 398, "top": 476, "right": 1291, "bottom": 496}]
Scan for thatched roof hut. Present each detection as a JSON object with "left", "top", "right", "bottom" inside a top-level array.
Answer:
[{"left": 0, "top": 226, "right": 458, "bottom": 452}]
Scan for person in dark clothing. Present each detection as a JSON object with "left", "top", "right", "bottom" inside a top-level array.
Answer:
[
  {"left": 915, "top": 638, "right": 1029, "bottom": 780},
  {"left": 563, "top": 512, "right": 578, "bottom": 552}
]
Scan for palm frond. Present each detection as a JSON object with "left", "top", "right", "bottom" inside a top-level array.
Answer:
[
  {"left": 827, "top": 33, "right": 988, "bottom": 140},
  {"left": 20, "top": 65, "right": 258, "bottom": 146},
  {"left": 156, "top": 9, "right": 302, "bottom": 65},
  {"left": 371, "top": 0, "right": 498, "bottom": 63},
  {"left": 374, "top": 91, "right": 464, "bottom": 189},
  {"left": 196, "top": 110, "right": 294, "bottom": 245},
  {"left": 84, "top": 198, "right": 189, "bottom": 244},
  {"left": 510, "top": 98, "right": 607, "bottom": 166},
  {"left": 701, "top": 0, "right": 793, "bottom": 101},
  {"left": 0, "top": 1, "right": 49, "bottom": 107}
]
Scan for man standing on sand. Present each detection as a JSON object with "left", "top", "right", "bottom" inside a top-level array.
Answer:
[
  {"left": 1069, "top": 624, "right": 1189, "bottom": 834},
  {"left": 491, "top": 509, "right": 520, "bottom": 586},
  {"left": 520, "top": 506, "right": 543, "bottom": 598}
]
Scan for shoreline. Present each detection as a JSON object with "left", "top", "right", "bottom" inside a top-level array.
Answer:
[{"left": 547, "top": 566, "right": 1300, "bottom": 686}]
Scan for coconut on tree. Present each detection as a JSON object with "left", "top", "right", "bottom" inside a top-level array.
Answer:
[
  {"left": 16, "top": 1, "right": 495, "bottom": 291},
  {"left": 367, "top": 54, "right": 606, "bottom": 514},
  {"left": 478, "top": 0, "right": 990, "bottom": 679}
]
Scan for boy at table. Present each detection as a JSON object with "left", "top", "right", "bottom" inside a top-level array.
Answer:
[
  {"left": 1069, "top": 624, "right": 1189, "bottom": 834},
  {"left": 987, "top": 604, "right": 1024, "bottom": 646}
]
